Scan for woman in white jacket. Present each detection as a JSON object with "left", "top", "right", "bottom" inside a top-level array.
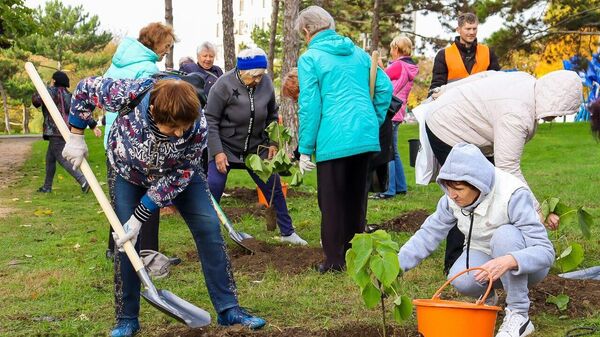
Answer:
[
  {"left": 424, "top": 70, "right": 581, "bottom": 273},
  {"left": 399, "top": 143, "right": 554, "bottom": 337}
]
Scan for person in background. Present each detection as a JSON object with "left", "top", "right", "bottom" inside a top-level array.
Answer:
[
  {"left": 428, "top": 12, "right": 500, "bottom": 97},
  {"left": 422, "top": 70, "right": 581, "bottom": 274},
  {"left": 103, "top": 22, "right": 176, "bottom": 260},
  {"left": 295, "top": 6, "right": 392, "bottom": 273},
  {"left": 399, "top": 143, "right": 553, "bottom": 337},
  {"left": 205, "top": 48, "right": 307, "bottom": 246},
  {"left": 179, "top": 41, "right": 224, "bottom": 94},
  {"left": 589, "top": 98, "right": 600, "bottom": 139},
  {"left": 62, "top": 76, "right": 267, "bottom": 337},
  {"left": 32, "top": 70, "right": 101, "bottom": 194},
  {"left": 370, "top": 35, "right": 419, "bottom": 199}
]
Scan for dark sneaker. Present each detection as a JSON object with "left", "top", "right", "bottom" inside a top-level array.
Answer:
[
  {"left": 217, "top": 307, "right": 266, "bottom": 330},
  {"left": 37, "top": 186, "right": 52, "bottom": 193},
  {"left": 81, "top": 182, "right": 90, "bottom": 193},
  {"left": 110, "top": 318, "right": 140, "bottom": 337},
  {"left": 314, "top": 263, "right": 345, "bottom": 274},
  {"left": 369, "top": 193, "right": 394, "bottom": 200}
]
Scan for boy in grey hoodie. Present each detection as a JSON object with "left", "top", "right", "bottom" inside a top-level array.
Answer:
[{"left": 398, "top": 143, "right": 554, "bottom": 337}]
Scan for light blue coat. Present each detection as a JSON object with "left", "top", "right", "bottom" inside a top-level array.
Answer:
[
  {"left": 297, "top": 29, "right": 392, "bottom": 162},
  {"left": 103, "top": 37, "right": 159, "bottom": 148}
]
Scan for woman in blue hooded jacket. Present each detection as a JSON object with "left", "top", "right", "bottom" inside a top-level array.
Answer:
[{"left": 295, "top": 6, "right": 393, "bottom": 273}]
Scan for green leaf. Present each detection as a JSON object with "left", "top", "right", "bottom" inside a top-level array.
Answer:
[
  {"left": 577, "top": 207, "right": 593, "bottom": 239},
  {"left": 353, "top": 268, "right": 371, "bottom": 289},
  {"left": 369, "top": 255, "right": 385, "bottom": 283},
  {"left": 553, "top": 201, "right": 572, "bottom": 216},
  {"left": 554, "top": 243, "right": 584, "bottom": 272},
  {"left": 546, "top": 294, "right": 569, "bottom": 311},
  {"left": 370, "top": 229, "right": 391, "bottom": 241},
  {"left": 540, "top": 199, "right": 550, "bottom": 221},
  {"left": 350, "top": 234, "right": 373, "bottom": 271},
  {"left": 379, "top": 252, "right": 400, "bottom": 287},
  {"left": 345, "top": 249, "right": 356, "bottom": 275},
  {"left": 361, "top": 281, "right": 381, "bottom": 309},
  {"left": 290, "top": 170, "right": 303, "bottom": 186},
  {"left": 392, "top": 295, "right": 413, "bottom": 322},
  {"left": 245, "top": 154, "right": 264, "bottom": 172},
  {"left": 548, "top": 197, "right": 560, "bottom": 213}
]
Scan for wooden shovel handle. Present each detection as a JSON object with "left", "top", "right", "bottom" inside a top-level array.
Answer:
[
  {"left": 369, "top": 50, "right": 379, "bottom": 99},
  {"left": 25, "top": 62, "right": 144, "bottom": 272},
  {"left": 432, "top": 267, "right": 494, "bottom": 305}
]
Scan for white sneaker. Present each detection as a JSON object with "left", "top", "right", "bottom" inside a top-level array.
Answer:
[
  {"left": 496, "top": 308, "right": 535, "bottom": 337},
  {"left": 280, "top": 233, "right": 308, "bottom": 246}
]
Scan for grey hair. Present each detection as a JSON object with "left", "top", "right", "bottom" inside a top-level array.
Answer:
[
  {"left": 295, "top": 6, "right": 335, "bottom": 37},
  {"left": 239, "top": 68, "right": 266, "bottom": 77},
  {"left": 196, "top": 41, "right": 217, "bottom": 55},
  {"left": 178, "top": 56, "right": 194, "bottom": 66},
  {"left": 237, "top": 47, "right": 267, "bottom": 59}
]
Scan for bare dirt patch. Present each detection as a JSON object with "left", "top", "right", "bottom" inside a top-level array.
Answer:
[
  {"left": 529, "top": 274, "right": 600, "bottom": 318},
  {"left": 223, "top": 187, "right": 313, "bottom": 205},
  {"left": 367, "top": 210, "right": 430, "bottom": 234},
  {"left": 156, "top": 323, "right": 420, "bottom": 337},
  {"left": 0, "top": 137, "right": 37, "bottom": 218}
]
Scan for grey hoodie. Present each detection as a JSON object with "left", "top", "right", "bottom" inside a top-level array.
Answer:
[{"left": 398, "top": 143, "right": 555, "bottom": 276}]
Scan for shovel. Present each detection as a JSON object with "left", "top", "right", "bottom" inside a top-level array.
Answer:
[
  {"left": 25, "top": 62, "right": 211, "bottom": 328},
  {"left": 210, "top": 194, "right": 255, "bottom": 254}
]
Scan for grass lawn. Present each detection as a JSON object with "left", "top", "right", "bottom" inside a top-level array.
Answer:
[{"left": 1, "top": 122, "right": 599, "bottom": 336}]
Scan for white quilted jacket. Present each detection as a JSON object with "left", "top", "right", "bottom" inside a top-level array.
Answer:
[{"left": 426, "top": 70, "right": 582, "bottom": 189}]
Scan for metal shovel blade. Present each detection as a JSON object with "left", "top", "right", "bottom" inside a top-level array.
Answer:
[
  {"left": 139, "top": 270, "right": 211, "bottom": 328},
  {"left": 210, "top": 195, "right": 255, "bottom": 254}
]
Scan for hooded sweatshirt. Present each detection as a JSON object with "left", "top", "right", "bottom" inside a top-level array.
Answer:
[
  {"left": 398, "top": 143, "right": 554, "bottom": 276},
  {"left": 103, "top": 37, "right": 160, "bottom": 148},
  {"left": 297, "top": 29, "right": 393, "bottom": 162},
  {"left": 425, "top": 70, "right": 582, "bottom": 188},
  {"left": 385, "top": 57, "right": 419, "bottom": 122}
]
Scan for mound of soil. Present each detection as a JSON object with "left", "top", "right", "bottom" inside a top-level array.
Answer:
[
  {"left": 222, "top": 205, "right": 267, "bottom": 222},
  {"left": 368, "top": 210, "right": 430, "bottom": 234},
  {"left": 529, "top": 274, "right": 600, "bottom": 317},
  {"left": 157, "top": 323, "right": 419, "bottom": 337},
  {"left": 223, "top": 187, "right": 313, "bottom": 205},
  {"left": 229, "top": 239, "right": 323, "bottom": 275}
]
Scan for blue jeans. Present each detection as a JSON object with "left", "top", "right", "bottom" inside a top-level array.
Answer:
[
  {"left": 207, "top": 161, "right": 295, "bottom": 236},
  {"left": 384, "top": 122, "right": 407, "bottom": 195},
  {"left": 113, "top": 174, "right": 238, "bottom": 320}
]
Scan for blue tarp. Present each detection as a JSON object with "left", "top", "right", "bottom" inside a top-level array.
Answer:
[{"left": 563, "top": 53, "right": 600, "bottom": 121}]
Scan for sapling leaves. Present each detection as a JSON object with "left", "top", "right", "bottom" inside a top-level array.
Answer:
[
  {"left": 393, "top": 295, "right": 413, "bottom": 322},
  {"left": 351, "top": 235, "right": 373, "bottom": 271},
  {"left": 362, "top": 281, "right": 381, "bottom": 309},
  {"left": 546, "top": 294, "right": 570, "bottom": 311},
  {"left": 555, "top": 243, "right": 584, "bottom": 272},
  {"left": 577, "top": 207, "right": 593, "bottom": 239}
]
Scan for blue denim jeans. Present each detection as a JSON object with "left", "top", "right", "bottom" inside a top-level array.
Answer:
[
  {"left": 113, "top": 174, "right": 238, "bottom": 320},
  {"left": 207, "top": 161, "right": 294, "bottom": 236},
  {"left": 384, "top": 122, "right": 407, "bottom": 195}
]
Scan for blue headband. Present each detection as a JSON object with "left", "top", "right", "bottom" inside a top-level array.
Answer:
[{"left": 237, "top": 55, "right": 268, "bottom": 70}]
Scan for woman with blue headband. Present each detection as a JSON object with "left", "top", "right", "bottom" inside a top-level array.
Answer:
[{"left": 205, "top": 48, "right": 307, "bottom": 246}]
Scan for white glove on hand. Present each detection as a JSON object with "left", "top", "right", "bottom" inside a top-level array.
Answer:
[
  {"left": 62, "top": 133, "right": 88, "bottom": 170},
  {"left": 112, "top": 215, "right": 143, "bottom": 252},
  {"left": 299, "top": 154, "right": 316, "bottom": 174}
]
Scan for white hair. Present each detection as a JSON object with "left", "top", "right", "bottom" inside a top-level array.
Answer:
[
  {"left": 196, "top": 41, "right": 217, "bottom": 55},
  {"left": 295, "top": 6, "right": 335, "bottom": 37},
  {"left": 178, "top": 56, "right": 194, "bottom": 66},
  {"left": 239, "top": 68, "right": 266, "bottom": 77},
  {"left": 237, "top": 47, "right": 267, "bottom": 59}
]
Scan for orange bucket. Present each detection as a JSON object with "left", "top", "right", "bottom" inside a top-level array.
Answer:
[
  {"left": 412, "top": 267, "right": 501, "bottom": 337},
  {"left": 257, "top": 180, "right": 288, "bottom": 207}
]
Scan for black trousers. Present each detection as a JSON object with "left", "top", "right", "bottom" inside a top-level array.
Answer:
[
  {"left": 425, "top": 124, "right": 494, "bottom": 274},
  {"left": 106, "top": 163, "right": 160, "bottom": 252},
  {"left": 43, "top": 136, "right": 86, "bottom": 189},
  {"left": 317, "top": 153, "right": 370, "bottom": 268}
]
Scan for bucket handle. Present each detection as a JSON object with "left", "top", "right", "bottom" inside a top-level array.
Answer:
[{"left": 432, "top": 267, "right": 494, "bottom": 305}]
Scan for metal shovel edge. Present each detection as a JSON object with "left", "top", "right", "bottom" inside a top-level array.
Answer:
[{"left": 210, "top": 194, "right": 255, "bottom": 254}]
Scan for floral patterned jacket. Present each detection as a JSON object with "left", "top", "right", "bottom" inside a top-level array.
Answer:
[{"left": 68, "top": 76, "right": 208, "bottom": 212}]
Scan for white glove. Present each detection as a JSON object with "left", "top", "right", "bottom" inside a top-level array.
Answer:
[
  {"left": 112, "top": 215, "right": 143, "bottom": 252},
  {"left": 299, "top": 154, "right": 316, "bottom": 174},
  {"left": 62, "top": 133, "right": 88, "bottom": 170}
]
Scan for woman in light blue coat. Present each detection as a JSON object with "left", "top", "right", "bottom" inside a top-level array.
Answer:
[
  {"left": 295, "top": 6, "right": 392, "bottom": 273},
  {"left": 104, "top": 22, "right": 176, "bottom": 259}
]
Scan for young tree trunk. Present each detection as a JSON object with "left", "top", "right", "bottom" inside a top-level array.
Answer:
[
  {"left": 22, "top": 105, "right": 30, "bottom": 134},
  {"left": 0, "top": 81, "right": 10, "bottom": 134},
  {"left": 164, "top": 0, "right": 174, "bottom": 70},
  {"left": 267, "top": 0, "right": 280, "bottom": 76},
  {"left": 279, "top": 0, "right": 300, "bottom": 151},
  {"left": 222, "top": 0, "right": 236, "bottom": 71},
  {"left": 370, "top": 0, "right": 381, "bottom": 53}
]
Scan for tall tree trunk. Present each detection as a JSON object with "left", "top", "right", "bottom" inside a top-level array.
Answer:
[
  {"left": 222, "top": 0, "right": 236, "bottom": 71},
  {"left": 22, "top": 105, "right": 30, "bottom": 134},
  {"left": 0, "top": 82, "right": 10, "bottom": 134},
  {"left": 370, "top": 0, "right": 381, "bottom": 53},
  {"left": 280, "top": 0, "right": 300, "bottom": 150},
  {"left": 164, "top": 0, "right": 174, "bottom": 70},
  {"left": 268, "top": 0, "right": 280, "bottom": 76}
]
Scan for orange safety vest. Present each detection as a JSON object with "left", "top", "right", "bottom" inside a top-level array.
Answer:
[{"left": 445, "top": 42, "right": 490, "bottom": 81}]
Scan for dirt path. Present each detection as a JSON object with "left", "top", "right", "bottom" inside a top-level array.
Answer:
[{"left": 0, "top": 136, "right": 38, "bottom": 217}]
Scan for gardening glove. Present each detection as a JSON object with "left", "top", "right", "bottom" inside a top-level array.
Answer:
[
  {"left": 62, "top": 133, "right": 88, "bottom": 170},
  {"left": 112, "top": 214, "right": 143, "bottom": 252},
  {"left": 299, "top": 154, "right": 316, "bottom": 174}
]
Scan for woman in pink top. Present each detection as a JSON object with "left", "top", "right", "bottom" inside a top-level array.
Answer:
[{"left": 372, "top": 36, "right": 419, "bottom": 199}]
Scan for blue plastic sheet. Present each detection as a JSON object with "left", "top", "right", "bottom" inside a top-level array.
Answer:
[{"left": 563, "top": 53, "right": 600, "bottom": 121}]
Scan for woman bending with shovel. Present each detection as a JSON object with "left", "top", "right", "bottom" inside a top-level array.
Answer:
[
  {"left": 398, "top": 143, "right": 554, "bottom": 337},
  {"left": 62, "top": 76, "right": 266, "bottom": 337}
]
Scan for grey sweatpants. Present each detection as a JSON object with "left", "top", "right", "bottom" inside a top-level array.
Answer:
[
  {"left": 42, "top": 136, "right": 86, "bottom": 189},
  {"left": 448, "top": 225, "right": 549, "bottom": 316}
]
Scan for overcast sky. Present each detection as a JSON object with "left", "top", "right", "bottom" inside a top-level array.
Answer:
[{"left": 24, "top": 0, "right": 503, "bottom": 69}]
